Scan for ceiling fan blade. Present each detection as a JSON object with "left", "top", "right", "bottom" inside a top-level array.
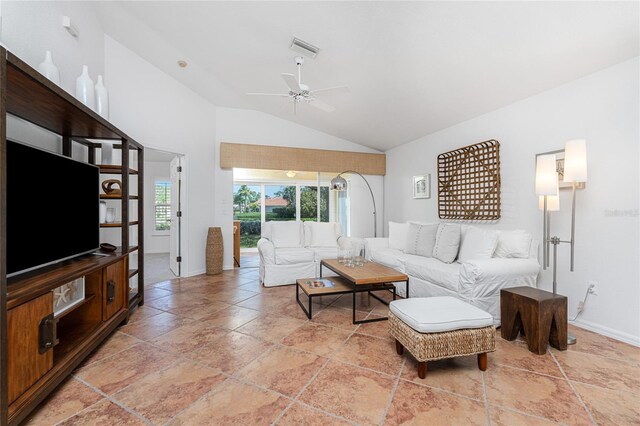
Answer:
[
  {"left": 281, "top": 73, "right": 302, "bottom": 92},
  {"left": 309, "top": 99, "right": 336, "bottom": 113},
  {"left": 311, "top": 86, "right": 350, "bottom": 96},
  {"left": 246, "top": 92, "right": 290, "bottom": 97}
]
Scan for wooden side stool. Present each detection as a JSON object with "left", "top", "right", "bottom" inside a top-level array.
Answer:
[
  {"left": 500, "top": 286, "right": 567, "bottom": 355},
  {"left": 388, "top": 297, "right": 496, "bottom": 379}
]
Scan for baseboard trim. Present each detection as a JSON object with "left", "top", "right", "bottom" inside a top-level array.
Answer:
[
  {"left": 185, "top": 268, "right": 205, "bottom": 277},
  {"left": 570, "top": 319, "right": 640, "bottom": 347}
]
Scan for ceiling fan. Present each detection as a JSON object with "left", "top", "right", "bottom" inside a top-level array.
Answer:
[{"left": 247, "top": 56, "right": 349, "bottom": 114}]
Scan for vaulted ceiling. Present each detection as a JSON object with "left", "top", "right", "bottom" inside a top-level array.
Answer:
[{"left": 100, "top": 1, "right": 639, "bottom": 151}]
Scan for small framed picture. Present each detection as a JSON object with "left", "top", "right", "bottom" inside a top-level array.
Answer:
[{"left": 413, "top": 174, "right": 430, "bottom": 199}]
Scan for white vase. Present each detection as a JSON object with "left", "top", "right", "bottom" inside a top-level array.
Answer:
[
  {"left": 95, "top": 75, "right": 109, "bottom": 119},
  {"left": 105, "top": 207, "right": 116, "bottom": 223},
  {"left": 37, "top": 51, "right": 60, "bottom": 85},
  {"left": 101, "top": 143, "right": 113, "bottom": 165},
  {"left": 99, "top": 201, "right": 107, "bottom": 224},
  {"left": 75, "top": 65, "right": 95, "bottom": 110}
]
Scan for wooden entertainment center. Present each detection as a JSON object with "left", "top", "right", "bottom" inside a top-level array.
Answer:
[{"left": 0, "top": 48, "right": 145, "bottom": 425}]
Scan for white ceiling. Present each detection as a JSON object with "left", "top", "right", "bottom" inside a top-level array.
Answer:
[{"left": 102, "top": 1, "right": 639, "bottom": 151}]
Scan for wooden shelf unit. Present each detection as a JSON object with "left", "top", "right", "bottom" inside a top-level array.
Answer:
[{"left": 0, "top": 47, "right": 145, "bottom": 425}]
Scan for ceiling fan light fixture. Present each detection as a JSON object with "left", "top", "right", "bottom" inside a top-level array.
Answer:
[{"left": 290, "top": 37, "right": 319, "bottom": 59}]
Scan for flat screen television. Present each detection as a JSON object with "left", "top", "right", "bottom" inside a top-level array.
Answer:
[{"left": 7, "top": 140, "right": 100, "bottom": 277}]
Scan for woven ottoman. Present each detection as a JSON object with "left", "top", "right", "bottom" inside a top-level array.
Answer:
[{"left": 389, "top": 297, "right": 495, "bottom": 379}]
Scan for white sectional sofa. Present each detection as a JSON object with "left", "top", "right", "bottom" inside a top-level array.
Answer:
[
  {"left": 364, "top": 222, "right": 540, "bottom": 325},
  {"left": 257, "top": 221, "right": 360, "bottom": 287}
]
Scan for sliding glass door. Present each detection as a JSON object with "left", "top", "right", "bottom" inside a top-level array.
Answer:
[{"left": 233, "top": 171, "right": 339, "bottom": 249}]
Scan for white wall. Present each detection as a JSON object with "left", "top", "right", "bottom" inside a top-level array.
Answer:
[
  {"left": 215, "top": 107, "right": 384, "bottom": 269},
  {"left": 0, "top": 1, "right": 103, "bottom": 158},
  {"left": 384, "top": 58, "right": 640, "bottom": 344},
  {"left": 0, "top": 1, "right": 104, "bottom": 96},
  {"left": 144, "top": 161, "right": 171, "bottom": 254},
  {"left": 105, "top": 36, "right": 217, "bottom": 276}
]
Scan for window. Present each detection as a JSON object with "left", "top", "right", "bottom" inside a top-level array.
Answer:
[{"left": 155, "top": 180, "right": 171, "bottom": 231}]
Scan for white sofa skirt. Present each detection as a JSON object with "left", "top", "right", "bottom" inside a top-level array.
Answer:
[{"left": 260, "top": 262, "right": 316, "bottom": 287}]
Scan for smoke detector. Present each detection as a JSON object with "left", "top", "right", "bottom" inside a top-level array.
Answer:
[{"left": 290, "top": 37, "right": 319, "bottom": 59}]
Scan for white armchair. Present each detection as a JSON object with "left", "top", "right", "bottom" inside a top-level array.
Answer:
[{"left": 258, "top": 221, "right": 361, "bottom": 287}]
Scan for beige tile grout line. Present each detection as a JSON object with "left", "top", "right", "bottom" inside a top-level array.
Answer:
[
  {"left": 549, "top": 350, "right": 598, "bottom": 425},
  {"left": 378, "top": 356, "right": 406, "bottom": 426},
  {"left": 269, "top": 305, "right": 366, "bottom": 426},
  {"left": 480, "top": 371, "right": 491, "bottom": 426},
  {"left": 57, "top": 375, "right": 156, "bottom": 426}
]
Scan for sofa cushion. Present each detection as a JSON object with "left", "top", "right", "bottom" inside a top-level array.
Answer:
[
  {"left": 457, "top": 227, "right": 499, "bottom": 263},
  {"left": 275, "top": 247, "right": 314, "bottom": 265},
  {"left": 371, "top": 248, "right": 407, "bottom": 273},
  {"left": 432, "top": 223, "right": 461, "bottom": 263},
  {"left": 304, "top": 222, "right": 339, "bottom": 247},
  {"left": 269, "top": 221, "right": 303, "bottom": 248},
  {"left": 404, "top": 223, "right": 438, "bottom": 257},
  {"left": 388, "top": 222, "right": 409, "bottom": 251},
  {"left": 404, "top": 255, "right": 461, "bottom": 292},
  {"left": 389, "top": 296, "right": 493, "bottom": 333},
  {"left": 494, "top": 230, "right": 533, "bottom": 259},
  {"left": 309, "top": 247, "right": 338, "bottom": 262}
]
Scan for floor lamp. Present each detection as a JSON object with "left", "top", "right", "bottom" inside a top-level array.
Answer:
[
  {"left": 535, "top": 139, "right": 588, "bottom": 346},
  {"left": 330, "top": 170, "right": 377, "bottom": 237}
]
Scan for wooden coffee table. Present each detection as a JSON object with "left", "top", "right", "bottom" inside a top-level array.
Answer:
[{"left": 312, "top": 259, "right": 409, "bottom": 324}]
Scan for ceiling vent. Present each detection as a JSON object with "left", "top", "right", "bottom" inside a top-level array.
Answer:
[{"left": 290, "top": 37, "right": 320, "bottom": 59}]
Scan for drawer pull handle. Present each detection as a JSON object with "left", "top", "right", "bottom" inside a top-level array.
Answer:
[
  {"left": 107, "top": 280, "right": 116, "bottom": 304},
  {"left": 38, "top": 314, "right": 58, "bottom": 354}
]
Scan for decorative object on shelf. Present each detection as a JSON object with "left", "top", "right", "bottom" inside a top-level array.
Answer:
[
  {"left": 75, "top": 65, "right": 95, "bottom": 110},
  {"left": 37, "top": 51, "right": 60, "bottom": 85},
  {"left": 105, "top": 207, "right": 117, "bottom": 223},
  {"left": 437, "top": 140, "right": 501, "bottom": 220},
  {"left": 101, "top": 142, "right": 113, "bottom": 165},
  {"left": 99, "top": 243, "right": 117, "bottom": 252},
  {"left": 206, "top": 227, "right": 224, "bottom": 275},
  {"left": 331, "top": 170, "right": 377, "bottom": 237},
  {"left": 95, "top": 75, "right": 109, "bottom": 119},
  {"left": 99, "top": 201, "right": 107, "bottom": 224},
  {"left": 102, "top": 179, "right": 122, "bottom": 195},
  {"left": 413, "top": 174, "right": 430, "bottom": 199},
  {"left": 535, "top": 139, "right": 588, "bottom": 346},
  {"left": 52, "top": 277, "right": 85, "bottom": 317}
]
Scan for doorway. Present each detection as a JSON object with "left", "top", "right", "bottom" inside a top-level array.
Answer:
[
  {"left": 144, "top": 148, "right": 184, "bottom": 284},
  {"left": 232, "top": 169, "right": 340, "bottom": 268}
]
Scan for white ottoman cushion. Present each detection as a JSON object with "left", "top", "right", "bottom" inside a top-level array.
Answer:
[{"left": 389, "top": 296, "right": 493, "bottom": 333}]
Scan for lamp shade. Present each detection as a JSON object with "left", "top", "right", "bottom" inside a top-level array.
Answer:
[
  {"left": 539, "top": 195, "right": 560, "bottom": 211},
  {"left": 563, "top": 139, "right": 588, "bottom": 182},
  {"left": 535, "top": 154, "right": 558, "bottom": 195},
  {"left": 330, "top": 175, "right": 347, "bottom": 191}
]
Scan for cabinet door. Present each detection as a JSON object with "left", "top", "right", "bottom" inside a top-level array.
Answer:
[
  {"left": 103, "top": 259, "right": 126, "bottom": 321},
  {"left": 7, "top": 292, "right": 54, "bottom": 404}
]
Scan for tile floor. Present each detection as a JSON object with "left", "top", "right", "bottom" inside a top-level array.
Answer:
[{"left": 25, "top": 267, "right": 640, "bottom": 425}]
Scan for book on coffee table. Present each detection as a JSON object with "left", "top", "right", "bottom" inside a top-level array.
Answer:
[{"left": 303, "top": 278, "right": 335, "bottom": 288}]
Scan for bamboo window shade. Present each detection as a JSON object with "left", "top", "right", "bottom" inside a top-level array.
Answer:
[
  {"left": 219, "top": 142, "right": 386, "bottom": 176},
  {"left": 437, "top": 140, "right": 501, "bottom": 220}
]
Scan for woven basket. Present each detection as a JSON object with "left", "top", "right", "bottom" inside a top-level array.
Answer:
[
  {"left": 206, "top": 227, "right": 224, "bottom": 275},
  {"left": 388, "top": 311, "right": 495, "bottom": 362}
]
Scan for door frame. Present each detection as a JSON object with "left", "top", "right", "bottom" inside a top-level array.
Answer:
[{"left": 144, "top": 145, "right": 187, "bottom": 278}]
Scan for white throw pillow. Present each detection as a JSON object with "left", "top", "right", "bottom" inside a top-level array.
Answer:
[
  {"left": 388, "top": 222, "right": 409, "bottom": 251},
  {"left": 404, "top": 223, "right": 439, "bottom": 257},
  {"left": 457, "top": 227, "right": 499, "bottom": 263},
  {"left": 270, "top": 221, "right": 303, "bottom": 248},
  {"left": 494, "top": 230, "right": 532, "bottom": 259},
  {"left": 306, "top": 222, "right": 339, "bottom": 247},
  {"left": 432, "top": 223, "right": 461, "bottom": 264}
]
